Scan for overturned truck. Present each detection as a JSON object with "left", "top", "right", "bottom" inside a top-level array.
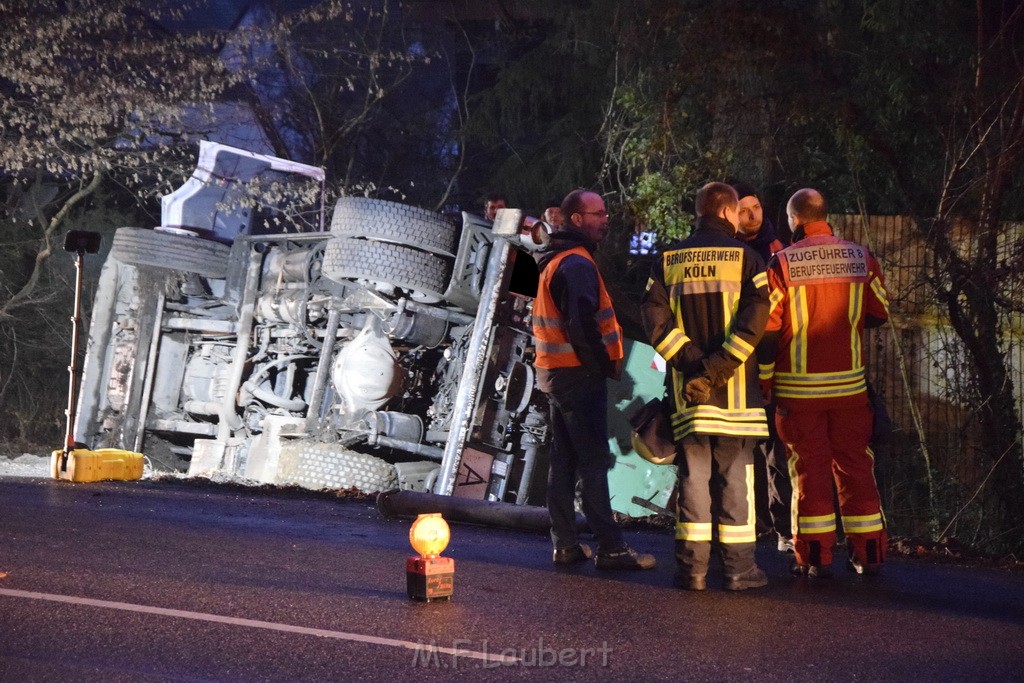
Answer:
[{"left": 74, "top": 142, "right": 551, "bottom": 504}]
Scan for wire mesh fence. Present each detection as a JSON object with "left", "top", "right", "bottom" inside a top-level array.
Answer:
[{"left": 832, "top": 214, "right": 1024, "bottom": 542}]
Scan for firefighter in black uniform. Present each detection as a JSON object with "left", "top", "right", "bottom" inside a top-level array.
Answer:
[{"left": 641, "top": 182, "right": 771, "bottom": 591}]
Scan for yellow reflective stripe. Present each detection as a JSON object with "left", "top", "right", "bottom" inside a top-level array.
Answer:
[
  {"left": 675, "top": 522, "right": 713, "bottom": 541},
  {"left": 790, "top": 286, "right": 809, "bottom": 373},
  {"left": 842, "top": 513, "right": 884, "bottom": 534},
  {"left": 798, "top": 513, "right": 836, "bottom": 533},
  {"left": 672, "top": 420, "right": 769, "bottom": 440},
  {"left": 722, "top": 334, "right": 754, "bottom": 362},
  {"left": 849, "top": 282, "right": 862, "bottom": 368},
  {"left": 758, "top": 362, "right": 774, "bottom": 380},
  {"left": 718, "top": 523, "right": 757, "bottom": 544},
  {"left": 717, "top": 461, "right": 757, "bottom": 543},
  {"left": 788, "top": 447, "right": 800, "bottom": 536},
  {"left": 773, "top": 367, "right": 867, "bottom": 399},
  {"left": 752, "top": 271, "right": 768, "bottom": 289},
  {"left": 768, "top": 287, "right": 785, "bottom": 317},
  {"left": 870, "top": 276, "right": 890, "bottom": 314},
  {"left": 645, "top": 277, "right": 654, "bottom": 292},
  {"left": 671, "top": 406, "right": 767, "bottom": 423},
  {"left": 774, "top": 368, "right": 866, "bottom": 384},
  {"left": 774, "top": 380, "right": 867, "bottom": 399},
  {"left": 655, "top": 328, "right": 689, "bottom": 361},
  {"left": 668, "top": 281, "right": 740, "bottom": 296}
]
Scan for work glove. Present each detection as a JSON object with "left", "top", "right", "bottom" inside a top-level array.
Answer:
[
  {"left": 701, "top": 354, "right": 736, "bottom": 389},
  {"left": 684, "top": 375, "right": 712, "bottom": 404}
]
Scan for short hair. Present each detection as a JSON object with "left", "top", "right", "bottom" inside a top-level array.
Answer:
[
  {"left": 730, "top": 181, "right": 759, "bottom": 202},
  {"left": 560, "top": 188, "right": 591, "bottom": 218},
  {"left": 484, "top": 192, "right": 506, "bottom": 204},
  {"left": 695, "top": 182, "right": 738, "bottom": 217},
  {"left": 787, "top": 188, "right": 828, "bottom": 222}
]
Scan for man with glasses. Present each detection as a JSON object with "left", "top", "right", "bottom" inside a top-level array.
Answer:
[{"left": 532, "top": 189, "right": 656, "bottom": 571}]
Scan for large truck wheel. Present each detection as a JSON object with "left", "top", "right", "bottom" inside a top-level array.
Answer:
[
  {"left": 110, "top": 227, "right": 231, "bottom": 279},
  {"left": 322, "top": 236, "right": 453, "bottom": 301},
  {"left": 277, "top": 441, "right": 398, "bottom": 493},
  {"left": 329, "top": 198, "right": 458, "bottom": 256}
]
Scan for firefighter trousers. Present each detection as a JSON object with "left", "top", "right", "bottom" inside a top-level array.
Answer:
[
  {"left": 674, "top": 434, "right": 758, "bottom": 577},
  {"left": 775, "top": 402, "right": 887, "bottom": 568}
]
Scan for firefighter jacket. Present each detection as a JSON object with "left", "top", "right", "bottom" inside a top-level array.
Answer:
[
  {"left": 533, "top": 230, "right": 624, "bottom": 393},
  {"left": 759, "top": 220, "right": 890, "bottom": 411},
  {"left": 641, "top": 215, "right": 770, "bottom": 440}
]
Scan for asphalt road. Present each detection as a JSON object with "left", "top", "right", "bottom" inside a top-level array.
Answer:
[{"left": 1, "top": 475, "right": 1022, "bottom": 681}]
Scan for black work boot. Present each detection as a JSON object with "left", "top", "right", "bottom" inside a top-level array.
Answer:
[
  {"left": 724, "top": 566, "right": 768, "bottom": 591},
  {"left": 553, "top": 543, "right": 593, "bottom": 565}
]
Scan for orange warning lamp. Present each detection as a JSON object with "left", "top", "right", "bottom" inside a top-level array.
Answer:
[
  {"left": 406, "top": 513, "right": 454, "bottom": 602},
  {"left": 409, "top": 513, "right": 450, "bottom": 557}
]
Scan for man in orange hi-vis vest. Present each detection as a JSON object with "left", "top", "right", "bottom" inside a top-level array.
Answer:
[
  {"left": 533, "top": 189, "right": 656, "bottom": 571},
  {"left": 760, "top": 188, "right": 890, "bottom": 578}
]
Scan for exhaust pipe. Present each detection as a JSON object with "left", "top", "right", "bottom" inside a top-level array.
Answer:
[{"left": 376, "top": 490, "right": 586, "bottom": 533}]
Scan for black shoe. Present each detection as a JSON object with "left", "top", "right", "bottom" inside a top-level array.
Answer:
[
  {"left": 847, "top": 557, "right": 881, "bottom": 576},
  {"left": 724, "top": 566, "right": 768, "bottom": 591},
  {"left": 791, "top": 563, "right": 833, "bottom": 578},
  {"left": 673, "top": 573, "right": 707, "bottom": 591},
  {"left": 553, "top": 543, "right": 592, "bottom": 565},
  {"left": 595, "top": 546, "right": 656, "bottom": 570}
]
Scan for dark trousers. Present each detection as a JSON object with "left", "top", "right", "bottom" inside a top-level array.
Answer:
[
  {"left": 545, "top": 380, "right": 624, "bottom": 553},
  {"left": 756, "top": 403, "right": 793, "bottom": 538},
  {"left": 675, "top": 434, "right": 757, "bottom": 576}
]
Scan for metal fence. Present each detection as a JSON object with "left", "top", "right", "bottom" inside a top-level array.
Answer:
[{"left": 831, "top": 214, "right": 1024, "bottom": 539}]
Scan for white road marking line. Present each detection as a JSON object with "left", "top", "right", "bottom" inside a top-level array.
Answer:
[{"left": 0, "top": 587, "right": 520, "bottom": 664}]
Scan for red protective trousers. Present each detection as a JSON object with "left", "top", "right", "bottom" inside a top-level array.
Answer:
[{"left": 775, "top": 402, "right": 887, "bottom": 568}]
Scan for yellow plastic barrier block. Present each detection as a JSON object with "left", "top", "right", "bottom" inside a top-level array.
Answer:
[{"left": 50, "top": 448, "right": 144, "bottom": 483}]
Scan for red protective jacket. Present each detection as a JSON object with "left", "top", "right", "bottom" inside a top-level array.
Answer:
[{"left": 759, "top": 220, "right": 889, "bottom": 411}]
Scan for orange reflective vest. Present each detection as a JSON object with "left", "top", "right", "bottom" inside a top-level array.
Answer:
[{"left": 533, "top": 246, "right": 624, "bottom": 369}]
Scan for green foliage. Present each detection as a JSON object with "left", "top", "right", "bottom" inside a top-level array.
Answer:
[{"left": 629, "top": 171, "right": 693, "bottom": 242}]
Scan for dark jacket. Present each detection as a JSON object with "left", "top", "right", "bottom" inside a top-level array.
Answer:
[
  {"left": 641, "top": 215, "right": 770, "bottom": 438},
  {"left": 534, "top": 229, "right": 616, "bottom": 393},
  {"left": 741, "top": 215, "right": 787, "bottom": 266}
]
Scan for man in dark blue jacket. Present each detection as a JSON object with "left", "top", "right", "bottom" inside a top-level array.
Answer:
[
  {"left": 731, "top": 182, "right": 794, "bottom": 553},
  {"left": 532, "top": 188, "right": 656, "bottom": 571}
]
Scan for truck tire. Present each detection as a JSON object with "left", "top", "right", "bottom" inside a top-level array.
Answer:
[
  {"left": 322, "top": 236, "right": 453, "bottom": 300},
  {"left": 110, "top": 227, "right": 230, "bottom": 279},
  {"left": 329, "top": 197, "right": 458, "bottom": 256},
  {"left": 277, "top": 441, "right": 398, "bottom": 493}
]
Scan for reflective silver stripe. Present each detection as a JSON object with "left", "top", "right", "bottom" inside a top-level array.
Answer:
[
  {"left": 842, "top": 514, "right": 884, "bottom": 532},
  {"left": 602, "top": 330, "right": 621, "bottom": 346},
  {"left": 594, "top": 307, "right": 616, "bottom": 322},
  {"left": 718, "top": 523, "right": 757, "bottom": 542},
  {"left": 774, "top": 368, "right": 866, "bottom": 384},
  {"left": 535, "top": 341, "right": 575, "bottom": 354},
  {"left": 774, "top": 380, "right": 866, "bottom": 399}
]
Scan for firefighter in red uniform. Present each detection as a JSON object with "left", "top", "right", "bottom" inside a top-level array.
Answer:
[
  {"left": 533, "top": 189, "right": 656, "bottom": 570},
  {"left": 759, "top": 188, "right": 890, "bottom": 577},
  {"left": 641, "top": 182, "right": 771, "bottom": 591}
]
